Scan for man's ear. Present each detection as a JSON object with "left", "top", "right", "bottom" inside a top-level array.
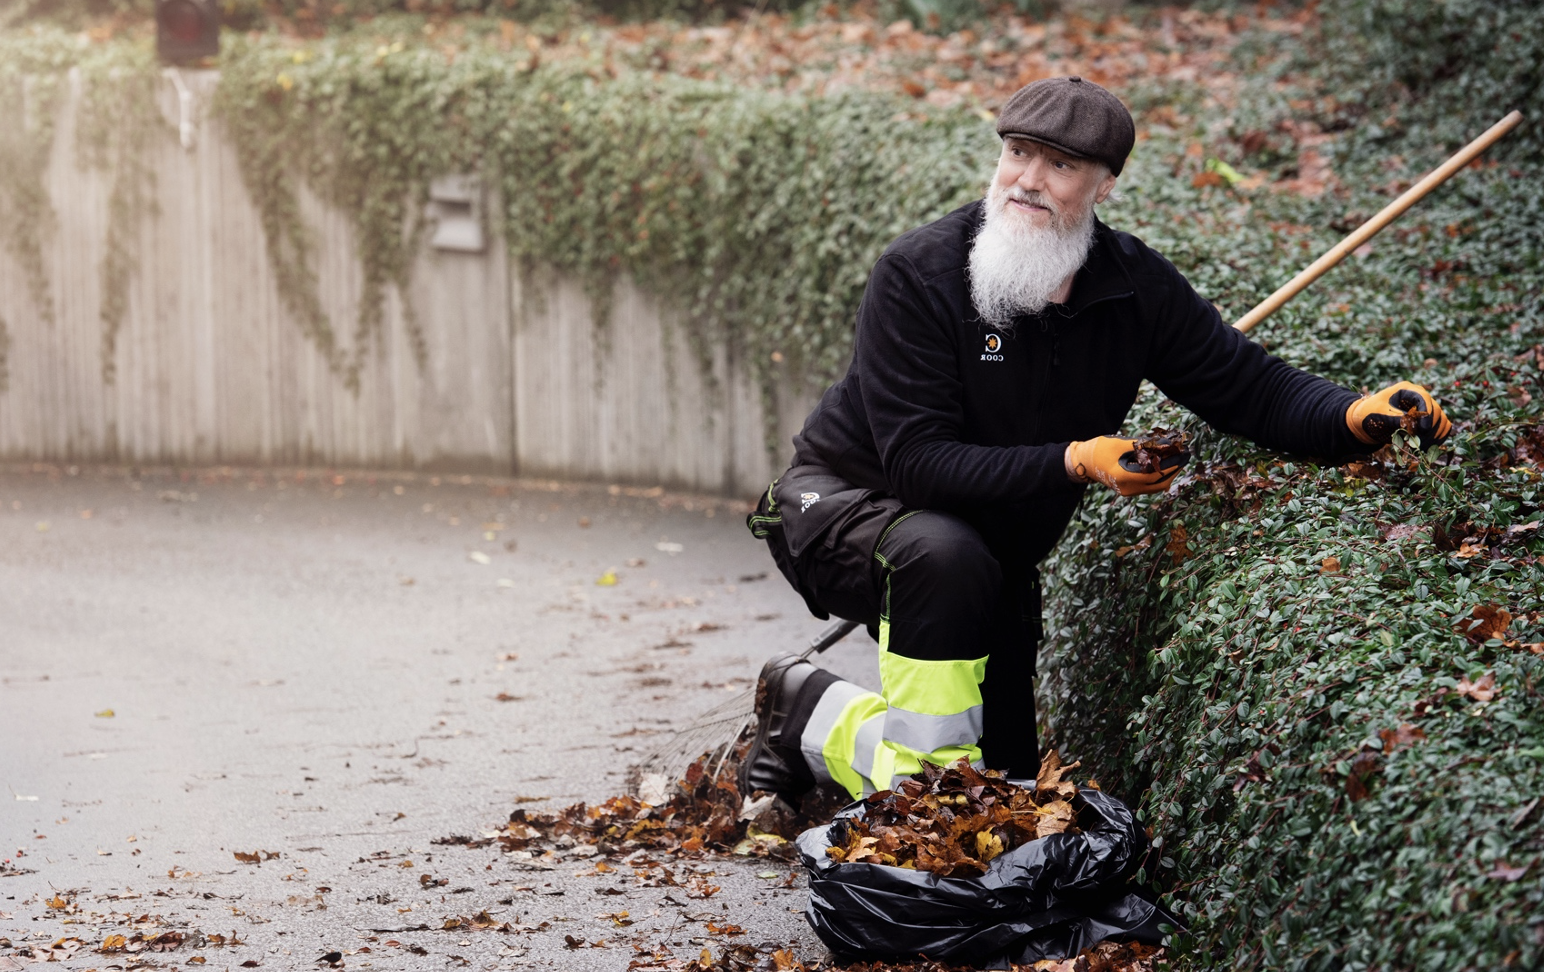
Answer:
[{"left": 1093, "top": 171, "right": 1118, "bottom": 205}]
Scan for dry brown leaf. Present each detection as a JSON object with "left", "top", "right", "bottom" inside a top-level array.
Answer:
[
  {"left": 1346, "top": 751, "right": 1380, "bottom": 801},
  {"left": 1383, "top": 523, "right": 1426, "bottom": 542},
  {"left": 1458, "top": 605, "right": 1511, "bottom": 643},
  {"left": 1167, "top": 524, "right": 1192, "bottom": 566},
  {"left": 1456, "top": 671, "right": 1497, "bottom": 702},
  {"left": 1379, "top": 723, "right": 1427, "bottom": 752},
  {"left": 1320, "top": 555, "right": 1341, "bottom": 574}
]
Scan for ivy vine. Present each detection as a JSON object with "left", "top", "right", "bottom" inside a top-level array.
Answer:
[
  {"left": 77, "top": 45, "right": 166, "bottom": 384},
  {"left": 0, "top": 29, "right": 168, "bottom": 386},
  {"left": 210, "top": 32, "right": 992, "bottom": 435},
  {"left": 0, "top": 35, "right": 69, "bottom": 333}
]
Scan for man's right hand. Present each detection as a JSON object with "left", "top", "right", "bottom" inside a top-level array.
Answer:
[{"left": 1065, "top": 434, "right": 1190, "bottom": 496}]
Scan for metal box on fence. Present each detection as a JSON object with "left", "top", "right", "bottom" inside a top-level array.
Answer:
[{"left": 426, "top": 175, "right": 486, "bottom": 253}]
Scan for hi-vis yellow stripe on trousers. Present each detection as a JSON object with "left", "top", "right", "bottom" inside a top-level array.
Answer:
[{"left": 798, "top": 646, "right": 988, "bottom": 799}]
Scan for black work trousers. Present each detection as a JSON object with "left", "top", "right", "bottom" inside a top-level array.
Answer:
[{"left": 750, "top": 464, "right": 1042, "bottom": 779}]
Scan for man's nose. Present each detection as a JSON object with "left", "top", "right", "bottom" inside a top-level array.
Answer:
[{"left": 1015, "top": 157, "right": 1048, "bottom": 192}]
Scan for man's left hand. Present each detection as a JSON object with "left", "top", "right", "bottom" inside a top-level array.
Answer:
[{"left": 1346, "top": 381, "right": 1452, "bottom": 449}]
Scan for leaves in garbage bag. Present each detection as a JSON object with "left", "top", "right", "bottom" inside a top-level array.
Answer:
[{"left": 824, "top": 756, "right": 1082, "bottom": 877}]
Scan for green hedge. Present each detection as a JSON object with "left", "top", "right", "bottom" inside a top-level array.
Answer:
[{"left": 1039, "top": 5, "right": 1544, "bottom": 969}]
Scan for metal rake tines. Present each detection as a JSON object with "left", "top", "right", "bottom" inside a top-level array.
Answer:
[{"left": 633, "top": 688, "right": 755, "bottom": 785}]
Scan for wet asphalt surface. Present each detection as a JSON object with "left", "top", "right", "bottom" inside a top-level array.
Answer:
[{"left": 0, "top": 463, "right": 882, "bottom": 971}]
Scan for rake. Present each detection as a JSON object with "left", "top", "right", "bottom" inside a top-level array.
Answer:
[{"left": 632, "top": 618, "right": 859, "bottom": 796}]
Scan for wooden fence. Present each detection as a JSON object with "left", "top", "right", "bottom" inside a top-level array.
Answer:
[{"left": 0, "top": 69, "right": 822, "bottom": 496}]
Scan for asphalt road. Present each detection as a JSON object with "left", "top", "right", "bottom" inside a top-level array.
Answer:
[{"left": 0, "top": 463, "right": 882, "bottom": 970}]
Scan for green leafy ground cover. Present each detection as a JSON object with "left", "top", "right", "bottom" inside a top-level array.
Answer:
[
  {"left": 1, "top": 3, "right": 1541, "bottom": 968},
  {"left": 1039, "top": 7, "right": 1544, "bottom": 968}
]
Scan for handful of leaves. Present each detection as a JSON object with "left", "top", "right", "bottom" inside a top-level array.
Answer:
[
  {"left": 1126, "top": 428, "right": 1192, "bottom": 474},
  {"left": 825, "top": 753, "right": 1083, "bottom": 878}
]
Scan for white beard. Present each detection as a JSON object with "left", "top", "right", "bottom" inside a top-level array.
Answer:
[{"left": 967, "top": 182, "right": 1097, "bottom": 328}]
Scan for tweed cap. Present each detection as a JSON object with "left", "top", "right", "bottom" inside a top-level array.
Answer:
[{"left": 996, "top": 76, "right": 1135, "bottom": 175}]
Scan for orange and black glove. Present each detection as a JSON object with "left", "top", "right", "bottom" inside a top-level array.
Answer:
[
  {"left": 1065, "top": 433, "right": 1190, "bottom": 497},
  {"left": 1346, "top": 381, "right": 1451, "bottom": 449}
]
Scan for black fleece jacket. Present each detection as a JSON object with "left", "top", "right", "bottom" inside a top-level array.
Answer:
[{"left": 791, "top": 199, "right": 1363, "bottom": 568}]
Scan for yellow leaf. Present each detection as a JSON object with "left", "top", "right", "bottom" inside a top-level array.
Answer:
[
  {"left": 95, "top": 708, "right": 115, "bottom": 718},
  {"left": 974, "top": 830, "right": 1004, "bottom": 862},
  {"left": 595, "top": 570, "right": 618, "bottom": 586}
]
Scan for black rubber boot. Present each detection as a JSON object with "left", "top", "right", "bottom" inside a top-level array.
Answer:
[{"left": 737, "top": 653, "right": 828, "bottom": 800}]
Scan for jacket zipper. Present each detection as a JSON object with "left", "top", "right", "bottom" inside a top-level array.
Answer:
[{"left": 1032, "top": 291, "right": 1132, "bottom": 440}]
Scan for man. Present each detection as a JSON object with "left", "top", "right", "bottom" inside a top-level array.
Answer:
[{"left": 742, "top": 77, "right": 1450, "bottom": 803}]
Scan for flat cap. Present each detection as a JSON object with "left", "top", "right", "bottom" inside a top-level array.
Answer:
[{"left": 996, "top": 76, "right": 1135, "bottom": 176}]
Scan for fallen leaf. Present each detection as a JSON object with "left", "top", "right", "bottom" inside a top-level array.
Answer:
[
  {"left": 1346, "top": 751, "right": 1380, "bottom": 801},
  {"left": 1486, "top": 862, "right": 1529, "bottom": 882},
  {"left": 1458, "top": 605, "right": 1511, "bottom": 643},
  {"left": 1456, "top": 671, "right": 1497, "bottom": 702},
  {"left": 1320, "top": 555, "right": 1340, "bottom": 574},
  {"left": 1378, "top": 723, "right": 1427, "bottom": 753},
  {"left": 94, "top": 709, "right": 115, "bottom": 718},
  {"left": 596, "top": 570, "right": 618, "bottom": 586},
  {"left": 1166, "top": 524, "right": 1191, "bottom": 565},
  {"left": 1114, "top": 534, "right": 1153, "bottom": 558}
]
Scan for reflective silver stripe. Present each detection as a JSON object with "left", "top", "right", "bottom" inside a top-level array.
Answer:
[
  {"left": 882, "top": 704, "right": 984, "bottom": 754},
  {"left": 850, "top": 712, "right": 886, "bottom": 787},
  {"left": 799, "top": 679, "right": 872, "bottom": 784}
]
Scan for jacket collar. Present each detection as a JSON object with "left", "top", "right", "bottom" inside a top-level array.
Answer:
[{"left": 1065, "top": 219, "right": 1136, "bottom": 315}]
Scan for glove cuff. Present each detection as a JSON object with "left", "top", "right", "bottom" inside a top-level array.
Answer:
[
  {"left": 1345, "top": 399, "right": 1381, "bottom": 446},
  {"left": 1065, "top": 441, "right": 1092, "bottom": 483}
]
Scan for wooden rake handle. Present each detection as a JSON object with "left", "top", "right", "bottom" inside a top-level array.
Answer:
[{"left": 1233, "top": 110, "right": 1525, "bottom": 334}]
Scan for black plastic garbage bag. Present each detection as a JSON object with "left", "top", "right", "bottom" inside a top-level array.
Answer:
[{"left": 795, "top": 788, "right": 1180, "bottom": 966}]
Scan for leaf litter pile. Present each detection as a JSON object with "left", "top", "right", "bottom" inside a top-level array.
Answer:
[
  {"left": 826, "top": 754, "right": 1082, "bottom": 878},
  {"left": 428, "top": 738, "right": 1164, "bottom": 972},
  {"left": 1126, "top": 429, "right": 1191, "bottom": 475}
]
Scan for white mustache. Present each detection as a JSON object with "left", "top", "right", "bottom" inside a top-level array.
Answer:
[{"left": 1004, "top": 187, "right": 1057, "bottom": 213}]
